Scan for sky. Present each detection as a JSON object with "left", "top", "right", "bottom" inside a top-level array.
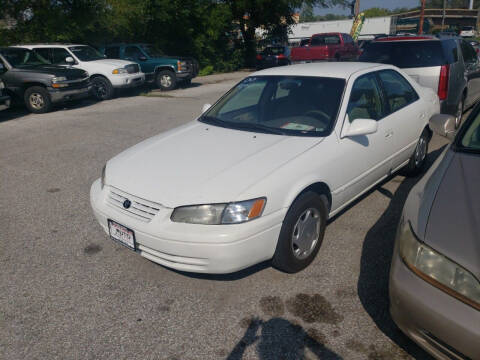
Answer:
[{"left": 315, "top": 0, "right": 421, "bottom": 15}]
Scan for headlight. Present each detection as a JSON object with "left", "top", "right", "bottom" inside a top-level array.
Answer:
[
  {"left": 101, "top": 164, "right": 106, "bottom": 190},
  {"left": 171, "top": 198, "right": 266, "bottom": 225},
  {"left": 177, "top": 60, "right": 187, "bottom": 72},
  {"left": 51, "top": 76, "right": 68, "bottom": 88},
  {"left": 112, "top": 68, "right": 128, "bottom": 74},
  {"left": 399, "top": 219, "right": 480, "bottom": 310}
]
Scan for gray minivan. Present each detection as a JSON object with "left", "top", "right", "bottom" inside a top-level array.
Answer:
[{"left": 359, "top": 35, "right": 480, "bottom": 128}]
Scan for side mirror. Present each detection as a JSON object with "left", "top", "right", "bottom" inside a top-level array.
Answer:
[
  {"left": 429, "top": 114, "right": 456, "bottom": 141},
  {"left": 202, "top": 104, "right": 211, "bottom": 113},
  {"left": 65, "top": 56, "right": 75, "bottom": 64},
  {"left": 139, "top": 56, "right": 147, "bottom": 61},
  {"left": 343, "top": 118, "right": 378, "bottom": 137}
]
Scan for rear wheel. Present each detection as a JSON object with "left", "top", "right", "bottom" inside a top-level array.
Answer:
[
  {"left": 24, "top": 86, "right": 52, "bottom": 114},
  {"left": 156, "top": 70, "right": 176, "bottom": 91},
  {"left": 272, "top": 191, "right": 327, "bottom": 273},
  {"left": 403, "top": 128, "right": 430, "bottom": 177},
  {"left": 91, "top": 76, "right": 114, "bottom": 100}
]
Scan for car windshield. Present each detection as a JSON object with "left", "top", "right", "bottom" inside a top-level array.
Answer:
[
  {"left": 140, "top": 44, "right": 164, "bottom": 57},
  {"left": 200, "top": 76, "right": 345, "bottom": 137},
  {"left": 263, "top": 47, "right": 285, "bottom": 55},
  {"left": 68, "top": 46, "right": 104, "bottom": 61},
  {"left": 458, "top": 111, "right": 480, "bottom": 153},
  {"left": 0, "top": 48, "right": 50, "bottom": 67},
  {"left": 359, "top": 41, "right": 448, "bottom": 68}
]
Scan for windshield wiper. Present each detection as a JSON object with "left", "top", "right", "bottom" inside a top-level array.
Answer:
[{"left": 201, "top": 116, "right": 286, "bottom": 135}]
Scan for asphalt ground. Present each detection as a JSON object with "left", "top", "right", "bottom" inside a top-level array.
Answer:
[{"left": 1, "top": 73, "right": 449, "bottom": 360}]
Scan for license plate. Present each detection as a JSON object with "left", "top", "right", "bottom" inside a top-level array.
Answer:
[{"left": 108, "top": 220, "right": 136, "bottom": 250}]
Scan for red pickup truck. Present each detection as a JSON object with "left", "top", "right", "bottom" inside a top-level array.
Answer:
[{"left": 290, "top": 32, "right": 359, "bottom": 63}]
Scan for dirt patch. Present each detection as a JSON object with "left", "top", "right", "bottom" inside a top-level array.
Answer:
[
  {"left": 84, "top": 243, "right": 102, "bottom": 255},
  {"left": 346, "top": 339, "right": 410, "bottom": 360},
  {"left": 259, "top": 296, "right": 285, "bottom": 317},
  {"left": 335, "top": 287, "right": 356, "bottom": 298},
  {"left": 47, "top": 188, "right": 61, "bottom": 193},
  {"left": 286, "top": 293, "right": 344, "bottom": 324}
]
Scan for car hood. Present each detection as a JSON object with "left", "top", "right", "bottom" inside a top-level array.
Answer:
[
  {"left": 424, "top": 151, "right": 480, "bottom": 279},
  {"left": 91, "top": 59, "right": 138, "bottom": 68},
  {"left": 12, "top": 65, "right": 87, "bottom": 79},
  {"left": 106, "top": 121, "right": 323, "bottom": 208}
]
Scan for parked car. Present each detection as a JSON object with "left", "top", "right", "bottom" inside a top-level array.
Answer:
[
  {"left": 0, "top": 79, "right": 10, "bottom": 111},
  {"left": 299, "top": 38, "right": 310, "bottom": 47},
  {"left": 290, "top": 33, "right": 358, "bottom": 63},
  {"left": 390, "top": 110, "right": 480, "bottom": 360},
  {"left": 359, "top": 35, "right": 480, "bottom": 128},
  {"left": 19, "top": 44, "right": 145, "bottom": 101},
  {"left": 100, "top": 43, "right": 198, "bottom": 91},
  {"left": 90, "top": 62, "right": 439, "bottom": 274},
  {"left": 459, "top": 26, "right": 476, "bottom": 38},
  {"left": 468, "top": 39, "right": 480, "bottom": 56},
  {"left": 256, "top": 46, "right": 291, "bottom": 70},
  {"left": 0, "top": 47, "right": 91, "bottom": 114}
]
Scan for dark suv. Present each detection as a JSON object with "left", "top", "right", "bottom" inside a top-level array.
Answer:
[
  {"left": 0, "top": 47, "right": 91, "bottom": 113},
  {"left": 359, "top": 35, "right": 480, "bottom": 128}
]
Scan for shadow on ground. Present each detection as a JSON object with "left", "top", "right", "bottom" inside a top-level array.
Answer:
[
  {"left": 227, "top": 317, "right": 342, "bottom": 360},
  {"left": 357, "top": 146, "right": 447, "bottom": 360}
]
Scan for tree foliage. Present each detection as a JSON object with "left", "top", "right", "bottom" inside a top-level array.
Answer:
[{"left": 0, "top": 0, "right": 348, "bottom": 71}]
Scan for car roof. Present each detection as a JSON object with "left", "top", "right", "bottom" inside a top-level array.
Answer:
[
  {"left": 252, "top": 62, "right": 389, "bottom": 79},
  {"left": 15, "top": 44, "right": 85, "bottom": 48}
]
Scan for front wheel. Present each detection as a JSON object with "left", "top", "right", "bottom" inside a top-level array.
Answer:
[
  {"left": 24, "top": 86, "right": 52, "bottom": 114},
  {"left": 91, "top": 76, "right": 114, "bottom": 100},
  {"left": 402, "top": 129, "right": 430, "bottom": 177},
  {"left": 156, "top": 70, "right": 176, "bottom": 91},
  {"left": 272, "top": 191, "right": 328, "bottom": 273}
]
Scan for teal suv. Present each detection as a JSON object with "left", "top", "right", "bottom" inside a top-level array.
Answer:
[{"left": 101, "top": 44, "right": 198, "bottom": 91}]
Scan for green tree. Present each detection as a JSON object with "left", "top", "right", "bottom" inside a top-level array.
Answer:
[
  {"left": 300, "top": 3, "right": 316, "bottom": 22},
  {"left": 362, "top": 7, "right": 392, "bottom": 18}
]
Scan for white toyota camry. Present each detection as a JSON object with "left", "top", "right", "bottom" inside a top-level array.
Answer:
[{"left": 90, "top": 62, "right": 439, "bottom": 274}]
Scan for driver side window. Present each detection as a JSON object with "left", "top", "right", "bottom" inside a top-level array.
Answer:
[
  {"left": 347, "top": 74, "right": 384, "bottom": 122},
  {"left": 124, "top": 46, "right": 144, "bottom": 60}
]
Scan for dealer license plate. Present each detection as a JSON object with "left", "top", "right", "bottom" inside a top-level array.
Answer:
[{"left": 108, "top": 220, "right": 136, "bottom": 250}]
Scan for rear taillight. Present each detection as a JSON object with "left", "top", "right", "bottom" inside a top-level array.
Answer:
[
  {"left": 276, "top": 54, "right": 286, "bottom": 59},
  {"left": 438, "top": 64, "right": 449, "bottom": 101},
  {"left": 256, "top": 54, "right": 262, "bottom": 61}
]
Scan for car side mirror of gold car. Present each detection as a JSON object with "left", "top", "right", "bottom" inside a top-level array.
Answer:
[
  {"left": 429, "top": 114, "right": 456, "bottom": 141},
  {"left": 343, "top": 118, "right": 378, "bottom": 138},
  {"left": 202, "top": 104, "right": 211, "bottom": 113}
]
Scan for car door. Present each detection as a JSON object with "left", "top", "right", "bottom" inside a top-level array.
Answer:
[
  {"left": 33, "top": 48, "right": 52, "bottom": 64},
  {"left": 376, "top": 69, "right": 425, "bottom": 171},
  {"left": 335, "top": 72, "right": 393, "bottom": 206},
  {"left": 461, "top": 40, "right": 480, "bottom": 108}
]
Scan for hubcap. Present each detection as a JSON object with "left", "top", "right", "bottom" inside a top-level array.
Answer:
[
  {"left": 414, "top": 136, "right": 427, "bottom": 167},
  {"left": 160, "top": 75, "right": 172, "bottom": 88},
  {"left": 29, "top": 93, "right": 45, "bottom": 109},
  {"left": 93, "top": 80, "right": 107, "bottom": 98},
  {"left": 291, "top": 208, "right": 321, "bottom": 260}
]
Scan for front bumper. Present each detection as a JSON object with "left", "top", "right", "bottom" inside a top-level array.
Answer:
[
  {"left": 176, "top": 72, "right": 196, "bottom": 80},
  {"left": 389, "top": 249, "right": 480, "bottom": 359},
  {"left": 89, "top": 179, "right": 284, "bottom": 274},
  {"left": 110, "top": 73, "right": 145, "bottom": 88},
  {"left": 0, "top": 95, "right": 10, "bottom": 111},
  {"left": 49, "top": 85, "right": 92, "bottom": 103}
]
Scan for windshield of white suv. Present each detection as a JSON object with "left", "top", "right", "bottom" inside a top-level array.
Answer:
[
  {"left": 69, "top": 46, "right": 104, "bottom": 61},
  {"left": 140, "top": 44, "right": 164, "bottom": 58},
  {"left": 0, "top": 48, "right": 50, "bottom": 67},
  {"left": 200, "top": 76, "right": 345, "bottom": 137}
]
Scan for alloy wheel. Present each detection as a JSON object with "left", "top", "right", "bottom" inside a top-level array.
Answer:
[{"left": 29, "top": 93, "right": 45, "bottom": 110}]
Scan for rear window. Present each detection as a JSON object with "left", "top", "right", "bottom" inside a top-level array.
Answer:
[
  {"left": 263, "top": 47, "right": 285, "bottom": 55},
  {"left": 311, "top": 35, "right": 340, "bottom": 46},
  {"left": 359, "top": 40, "right": 455, "bottom": 68}
]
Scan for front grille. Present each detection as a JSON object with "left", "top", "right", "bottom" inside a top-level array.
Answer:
[
  {"left": 107, "top": 187, "right": 161, "bottom": 222},
  {"left": 125, "top": 64, "right": 140, "bottom": 74},
  {"left": 67, "top": 78, "right": 90, "bottom": 90}
]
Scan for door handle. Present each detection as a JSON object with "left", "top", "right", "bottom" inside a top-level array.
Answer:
[
  {"left": 385, "top": 131, "right": 393, "bottom": 138},
  {"left": 419, "top": 113, "right": 426, "bottom": 119}
]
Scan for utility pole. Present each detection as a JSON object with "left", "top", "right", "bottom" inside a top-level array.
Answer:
[
  {"left": 469, "top": 0, "right": 474, "bottom": 10},
  {"left": 419, "top": 0, "right": 426, "bottom": 34},
  {"left": 355, "top": 0, "right": 360, "bottom": 16}
]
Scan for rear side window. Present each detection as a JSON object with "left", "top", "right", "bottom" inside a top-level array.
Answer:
[
  {"left": 347, "top": 73, "right": 385, "bottom": 122},
  {"left": 377, "top": 70, "right": 419, "bottom": 114},
  {"left": 461, "top": 41, "right": 477, "bottom": 63},
  {"left": 105, "top": 47, "right": 120, "bottom": 59},
  {"left": 360, "top": 41, "right": 447, "bottom": 68},
  {"left": 442, "top": 39, "right": 458, "bottom": 63},
  {"left": 33, "top": 48, "right": 51, "bottom": 63}
]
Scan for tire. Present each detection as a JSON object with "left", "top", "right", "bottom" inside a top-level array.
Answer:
[
  {"left": 24, "top": 86, "right": 52, "bottom": 114},
  {"left": 272, "top": 191, "right": 328, "bottom": 273},
  {"left": 91, "top": 76, "right": 114, "bottom": 100},
  {"left": 454, "top": 96, "right": 464, "bottom": 129},
  {"left": 402, "top": 128, "right": 430, "bottom": 177},
  {"left": 155, "top": 70, "right": 177, "bottom": 91}
]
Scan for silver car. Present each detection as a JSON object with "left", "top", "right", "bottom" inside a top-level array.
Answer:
[
  {"left": 359, "top": 35, "right": 480, "bottom": 128},
  {"left": 389, "top": 110, "right": 480, "bottom": 359}
]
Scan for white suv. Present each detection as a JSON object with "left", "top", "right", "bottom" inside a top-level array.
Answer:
[{"left": 20, "top": 44, "right": 145, "bottom": 100}]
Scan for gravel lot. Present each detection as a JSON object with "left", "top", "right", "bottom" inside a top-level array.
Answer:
[{"left": 1, "top": 72, "right": 446, "bottom": 360}]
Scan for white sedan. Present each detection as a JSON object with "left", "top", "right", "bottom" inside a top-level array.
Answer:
[{"left": 90, "top": 62, "right": 439, "bottom": 274}]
